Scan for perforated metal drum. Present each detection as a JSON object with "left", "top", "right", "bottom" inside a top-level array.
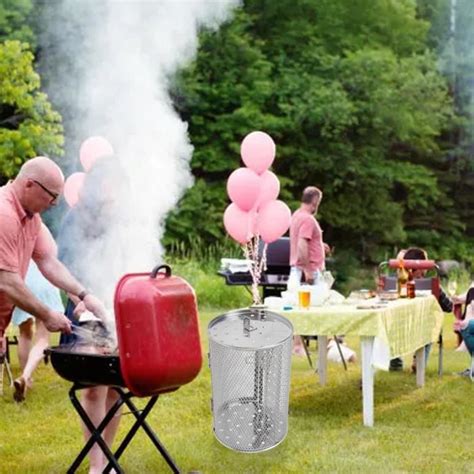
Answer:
[{"left": 208, "top": 307, "right": 293, "bottom": 452}]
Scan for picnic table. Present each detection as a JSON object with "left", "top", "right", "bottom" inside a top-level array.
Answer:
[{"left": 278, "top": 295, "right": 444, "bottom": 427}]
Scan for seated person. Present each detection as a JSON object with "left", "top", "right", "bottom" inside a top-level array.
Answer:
[
  {"left": 452, "top": 286, "right": 474, "bottom": 306},
  {"left": 389, "top": 247, "right": 453, "bottom": 372},
  {"left": 453, "top": 287, "right": 474, "bottom": 377},
  {"left": 327, "top": 337, "right": 357, "bottom": 364}
]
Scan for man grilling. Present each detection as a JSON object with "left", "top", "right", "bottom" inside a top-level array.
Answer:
[{"left": 0, "top": 156, "right": 107, "bottom": 357}]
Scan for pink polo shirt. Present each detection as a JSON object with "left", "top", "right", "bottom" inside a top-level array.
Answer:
[
  {"left": 289, "top": 207, "right": 325, "bottom": 273},
  {"left": 0, "top": 183, "right": 49, "bottom": 333}
]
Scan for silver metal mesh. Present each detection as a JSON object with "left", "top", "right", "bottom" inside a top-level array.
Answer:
[{"left": 208, "top": 309, "right": 293, "bottom": 452}]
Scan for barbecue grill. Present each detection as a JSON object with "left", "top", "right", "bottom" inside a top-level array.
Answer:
[
  {"left": 45, "top": 264, "right": 202, "bottom": 474},
  {"left": 218, "top": 237, "right": 290, "bottom": 298}
]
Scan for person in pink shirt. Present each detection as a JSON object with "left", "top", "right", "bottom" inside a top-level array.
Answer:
[
  {"left": 289, "top": 186, "right": 330, "bottom": 284},
  {"left": 289, "top": 186, "right": 331, "bottom": 355},
  {"left": 0, "top": 156, "right": 107, "bottom": 358}
]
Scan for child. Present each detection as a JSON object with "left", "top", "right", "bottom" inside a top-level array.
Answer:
[{"left": 327, "top": 337, "right": 357, "bottom": 364}]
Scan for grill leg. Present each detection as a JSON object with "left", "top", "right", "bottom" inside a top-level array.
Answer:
[
  {"left": 67, "top": 384, "right": 126, "bottom": 474},
  {"left": 104, "top": 387, "right": 180, "bottom": 474}
]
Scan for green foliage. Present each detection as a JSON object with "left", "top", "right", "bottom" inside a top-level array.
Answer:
[
  {"left": 0, "top": 40, "right": 63, "bottom": 180},
  {"left": 165, "top": 180, "right": 228, "bottom": 245},
  {"left": 169, "top": 259, "right": 251, "bottom": 309},
  {"left": 417, "top": 0, "right": 474, "bottom": 240},
  {"left": 167, "top": 10, "right": 279, "bottom": 244},
  {"left": 167, "top": 0, "right": 465, "bottom": 267},
  {"left": 165, "top": 236, "right": 254, "bottom": 308},
  {"left": 416, "top": 0, "right": 451, "bottom": 50},
  {"left": 0, "top": 0, "right": 34, "bottom": 45}
]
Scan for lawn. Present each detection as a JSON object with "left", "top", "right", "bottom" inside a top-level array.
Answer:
[{"left": 0, "top": 308, "right": 473, "bottom": 474}]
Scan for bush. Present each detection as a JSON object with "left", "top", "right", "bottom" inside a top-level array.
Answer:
[{"left": 166, "top": 238, "right": 252, "bottom": 309}]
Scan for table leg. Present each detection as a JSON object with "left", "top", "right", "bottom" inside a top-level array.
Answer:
[
  {"left": 317, "top": 335, "right": 327, "bottom": 386},
  {"left": 415, "top": 346, "right": 425, "bottom": 387},
  {"left": 361, "top": 336, "right": 375, "bottom": 427}
]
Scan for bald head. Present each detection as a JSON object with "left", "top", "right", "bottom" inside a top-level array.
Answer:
[
  {"left": 13, "top": 156, "right": 64, "bottom": 214},
  {"left": 18, "top": 156, "right": 64, "bottom": 190}
]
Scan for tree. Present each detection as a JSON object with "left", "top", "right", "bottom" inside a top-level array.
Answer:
[
  {"left": 168, "top": 0, "right": 457, "bottom": 264},
  {"left": 166, "top": 10, "right": 277, "bottom": 245},
  {"left": 0, "top": 0, "right": 35, "bottom": 45},
  {"left": 0, "top": 40, "right": 63, "bottom": 182},
  {"left": 416, "top": 0, "right": 474, "bottom": 264}
]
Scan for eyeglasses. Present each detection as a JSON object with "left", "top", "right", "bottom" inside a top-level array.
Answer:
[{"left": 32, "top": 180, "right": 59, "bottom": 203}]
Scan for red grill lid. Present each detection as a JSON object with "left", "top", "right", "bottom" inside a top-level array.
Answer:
[{"left": 114, "top": 264, "right": 202, "bottom": 397}]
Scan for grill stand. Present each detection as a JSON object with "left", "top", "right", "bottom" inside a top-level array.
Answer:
[{"left": 67, "top": 384, "right": 180, "bottom": 474}]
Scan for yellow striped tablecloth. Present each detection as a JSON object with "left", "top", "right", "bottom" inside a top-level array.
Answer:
[{"left": 279, "top": 295, "right": 444, "bottom": 358}]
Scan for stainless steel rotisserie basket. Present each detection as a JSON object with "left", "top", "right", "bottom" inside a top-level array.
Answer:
[{"left": 208, "top": 307, "right": 293, "bottom": 452}]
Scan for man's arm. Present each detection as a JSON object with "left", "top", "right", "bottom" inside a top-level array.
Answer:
[
  {"left": 35, "top": 253, "right": 107, "bottom": 319},
  {"left": 297, "top": 237, "right": 314, "bottom": 284},
  {"left": 0, "top": 269, "right": 71, "bottom": 333},
  {"left": 35, "top": 252, "right": 84, "bottom": 297}
]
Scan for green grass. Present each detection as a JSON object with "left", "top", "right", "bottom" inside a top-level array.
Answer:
[{"left": 1, "top": 310, "right": 473, "bottom": 474}]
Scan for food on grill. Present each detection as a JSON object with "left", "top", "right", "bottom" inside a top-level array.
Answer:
[{"left": 70, "top": 310, "right": 118, "bottom": 353}]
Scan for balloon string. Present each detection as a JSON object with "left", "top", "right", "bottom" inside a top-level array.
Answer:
[{"left": 243, "top": 236, "right": 267, "bottom": 306}]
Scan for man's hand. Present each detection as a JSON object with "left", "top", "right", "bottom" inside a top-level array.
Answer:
[
  {"left": 83, "top": 294, "right": 108, "bottom": 321},
  {"left": 0, "top": 269, "right": 71, "bottom": 333},
  {"left": 323, "top": 243, "right": 332, "bottom": 255},
  {"left": 44, "top": 311, "right": 72, "bottom": 334},
  {"left": 72, "top": 301, "right": 86, "bottom": 318},
  {"left": 304, "top": 270, "right": 314, "bottom": 285}
]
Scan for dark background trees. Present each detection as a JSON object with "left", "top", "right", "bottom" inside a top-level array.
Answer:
[{"left": 168, "top": 0, "right": 473, "bottom": 266}]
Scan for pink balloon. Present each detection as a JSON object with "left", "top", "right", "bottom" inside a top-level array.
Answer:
[
  {"left": 240, "top": 131, "right": 276, "bottom": 175},
  {"left": 79, "top": 136, "right": 114, "bottom": 172},
  {"left": 226, "top": 167, "right": 261, "bottom": 212},
  {"left": 223, "top": 203, "right": 256, "bottom": 244},
  {"left": 64, "top": 172, "right": 86, "bottom": 207},
  {"left": 255, "top": 170, "right": 280, "bottom": 210},
  {"left": 256, "top": 200, "right": 291, "bottom": 244}
]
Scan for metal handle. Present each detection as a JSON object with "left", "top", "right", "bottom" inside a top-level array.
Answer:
[
  {"left": 250, "top": 305, "right": 266, "bottom": 320},
  {"left": 243, "top": 317, "right": 256, "bottom": 337},
  {"left": 150, "top": 264, "right": 172, "bottom": 279}
]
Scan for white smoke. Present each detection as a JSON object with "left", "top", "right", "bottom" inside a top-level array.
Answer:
[{"left": 39, "top": 0, "right": 240, "bottom": 308}]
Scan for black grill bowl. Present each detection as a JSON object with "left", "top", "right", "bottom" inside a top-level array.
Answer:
[{"left": 46, "top": 345, "right": 125, "bottom": 387}]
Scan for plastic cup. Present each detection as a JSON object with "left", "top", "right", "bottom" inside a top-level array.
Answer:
[{"left": 298, "top": 288, "right": 311, "bottom": 309}]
